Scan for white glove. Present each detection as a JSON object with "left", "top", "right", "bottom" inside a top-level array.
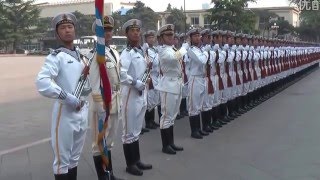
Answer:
[
  {"left": 212, "top": 44, "right": 219, "bottom": 51},
  {"left": 65, "top": 93, "right": 81, "bottom": 110},
  {"left": 231, "top": 45, "right": 237, "bottom": 51},
  {"left": 203, "top": 44, "right": 211, "bottom": 52},
  {"left": 181, "top": 42, "right": 190, "bottom": 50},
  {"left": 142, "top": 43, "right": 149, "bottom": 52},
  {"left": 133, "top": 80, "right": 146, "bottom": 91}
]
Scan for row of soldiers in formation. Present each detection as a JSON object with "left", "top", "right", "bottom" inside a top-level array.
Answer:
[{"left": 35, "top": 12, "right": 320, "bottom": 180}]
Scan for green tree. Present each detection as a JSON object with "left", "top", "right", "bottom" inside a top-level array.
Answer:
[
  {"left": 289, "top": 0, "right": 320, "bottom": 41},
  {"left": 252, "top": 9, "right": 278, "bottom": 36},
  {"left": 72, "top": 11, "right": 95, "bottom": 37},
  {"left": 112, "top": 10, "right": 127, "bottom": 36},
  {"left": 209, "top": 0, "right": 256, "bottom": 32},
  {"left": 125, "top": 1, "right": 159, "bottom": 32},
  {"left": 166, "top": 8, "right": 187, "bottom": 33},
  {"left": 166, "top": 3, "right": 172, "bottom": 11},
  {"left": 273, "top": 19, "right": 295, "bottom": 35},
  {"left": 1, "top": 0, "right": 40, "bottom": 52}
]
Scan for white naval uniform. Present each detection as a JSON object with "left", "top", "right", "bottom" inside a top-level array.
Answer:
[
  {"left": 146, "top": 47, "right": 160, "bottom": 111},
  {"left": 218, "top": 44, "right": 231, "bottom": 104},
  {"left": 89, "top": 46, "right": 121, "bottom": 154},
  {"left": 253, "top": 46, "right": 261, "bottom": 90},
  {"left": 156, "top": 45, "right": 187, "bottom": 129},
  {"left": 120, "top": 46, "right": 147, "bottom": 144},
  {"left": 187, "top": 45, "right": 208, "bottom": 116},
  {"left": 209, "top": 44, "right": 221, "bottom": 108},
  {"left": 36, "top": 47, "right": 89, "bottom": 174},
  {"left": 248, "top": 46, "right": 255, "bottom": 93},
  {"left": 242, "top": 45, "right": 250, "bottom": 95},
  {"left": 202, "top": 44, "right": 215, "bottom": 112},
  {"left": 227, "top": 44, "right": 237, "bottom": 100},
  {"left": 215, "top": 45, "right": 227, "bottom": 104},
  {"left": 235, "top": 45, "right": 244, "bottom": 97}
]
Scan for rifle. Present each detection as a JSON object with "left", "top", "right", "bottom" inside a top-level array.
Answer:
[
  {"left": 246, "top": 51, "right": 252, "bottom": 82},
  {"left": 252, "top": 50, "right": 258, "bottom": 80},
  {"left": 206, "top": 50, "right": 214, "bottom": 94},
  {"left": 225, "top": 50, "right": 233, "bottom": 87},
  {"left": 73, "top": 48, "right": 96, "bottom": 98},
  {"left": 216, "top": 50, "right": 224, "bottom": 90},
  {"left": 234, "top": 50, "right": 241, "bottom": 85},
  {"left": 241, "top": 50, "right": 247, "bottom": 83}
]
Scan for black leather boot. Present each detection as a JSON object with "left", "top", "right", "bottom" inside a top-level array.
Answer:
[
  {"left": 216, "top": 105, "right": 228, "bottom": 125},
  {"left": 145, "top": 109, "right": 157, "bottom": 129},
  {"left": 169, "top": 126, "right": 184, "bottom": 151},
  {"left": 140, "top": 128, "right": 149, "bottom": 135},
  {"left": 67, "top": 166, "right": 77, "bottom": 180},
  {"left": 160, "top": 128, "right": 176, "bottom": 155},
  {"left": 93, "top": 155, "right": 110, "bottom": 180},
  {"left": 134, "top": 140, "right": 152, "bottom": 170},
  {"left": 210, "top": 107, "right": 220, "bottom": 129},
  {"left": 54, "top": 173, "right": 69, "bottom": 180},
  {"left": 201, "top": 111, "right": 213, "bottom": 133},
  {"left": 123, "top": 143, "right": 143, "bottom": 176},
  {"left": 189, "top": 115, "right": 203, "bottom": 139},
  {"left": 107, "top": 151, "right": 124, "bottom": 180}
]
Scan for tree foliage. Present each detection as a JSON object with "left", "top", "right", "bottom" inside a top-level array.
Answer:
[
  {"left": 72, "top": 11, "right": 95, "bottom": 37},
  {"left": 125, "top": 1, "right": 159, "bottom": 32},
  {"left": 208, "top": 0, "right": 257, "bottom": 33},
  {"left": 0, "top": 0, "right": 40, "bottom": 51},
  {"left": 289, "top": 0, "right": 320, "bottom": 41},
  {"left": 166, "top": 7, "right": 187, "bottom": 33}
]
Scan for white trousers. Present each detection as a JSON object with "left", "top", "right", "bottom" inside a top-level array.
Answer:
[
  {"left": 147, "top": 88, "right": 160, "bottom": 111},
  {"left": 210, "top": 75, "right": 220, "bottom": 108},
  {"left": 159, "top": 90, "right": 182, "bottom": 129},
  {"left": 188, "top": 76, "right": 206, "bottom": 116},
  {"left": 51, "top": 101, "right": 88, "bottom": 174},
  {"left": 121, "top": 86, "right": 147, "bottom": 144}
]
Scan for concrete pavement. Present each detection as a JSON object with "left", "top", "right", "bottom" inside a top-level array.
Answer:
[{"left": 1, "top": 56, "right": 320, "bottom": 180}]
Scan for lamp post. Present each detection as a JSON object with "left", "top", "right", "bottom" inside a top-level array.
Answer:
[
  {"left": 184, "top": 0, "right": 186, "bottom": 34},
  {"left": 271, "top": 22, "right": 279, "bottom": 38}
]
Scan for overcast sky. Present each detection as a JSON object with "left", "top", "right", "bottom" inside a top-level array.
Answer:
[{"left": 36, "top": 0, "right": 292, "bottom": 12}]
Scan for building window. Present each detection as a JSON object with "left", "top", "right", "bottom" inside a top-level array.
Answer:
[
  {"left": 191, "top": 16, "right": 199, "bottom": 26},
  {"left": 204, "top": 16, "right": 211, "bottom": 28}
]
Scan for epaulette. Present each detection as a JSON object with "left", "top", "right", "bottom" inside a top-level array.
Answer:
[
  {"left": 126, "top": 46, "right": 132, "bottom": 51},
  {"left": 50, "top": 49, "right": 61, "bottom": 56}
]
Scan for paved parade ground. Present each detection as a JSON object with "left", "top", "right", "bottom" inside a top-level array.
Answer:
[{"left": 1, "top": 56, "right": 320, "bottom": 180}]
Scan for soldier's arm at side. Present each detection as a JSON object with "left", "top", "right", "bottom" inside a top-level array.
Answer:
[
  {"left": 218, "top": 50, "right": 226, "bottom": 63},
  {"left": 35, "top": 55, "right": 63, "bottom": 99},
  {"left": 119, "top": 50, "right": 134, "bottom": 85},
  {"left": 89, "top": 54, "right": 104, "bottom": 106}
]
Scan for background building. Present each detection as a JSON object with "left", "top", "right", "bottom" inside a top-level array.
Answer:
[
  {"left": 158, "top": 6, "right": 300, "bottom": 30},
  {"left": 37, "top": 0, "right": 113, "bottom": 17}
]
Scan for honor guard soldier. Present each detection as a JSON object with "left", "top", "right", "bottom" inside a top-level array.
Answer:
[
  {"left": 156, "top": 24, "right": 188, "bottom": 154},
  {"left": 200, "top": 28, "right": 216, "bottom": 132},
  {"left": 90, "top": 16, "right": 123, "bottom": 180},
  {"left": 219, "top": 30, "right": 233, "bottom": 122},
  {"left": 211, "top": 30, "right": 228, "bottom": 126},
  {"left": 209, "top": 30, "right": 223, "bottom": 129},
  {"left": 120, "top": 19, "right": 152, "bottom": 176},
  {"left": 176, "top": 32, "right": 189, "bottom": 119},
  {"left": 225, "top": 31, "right": 239, "bottom": 119},
  {"left": 143, "top": 30, "right": 161, "bottom": 130},
  {"left": 233, "top": 33, "right": 245, "bottom": 114},
  {"left": 187, "top": 28, "right": 211, "bottom": 139},
  {"left": 36, "top": 13, "right": 89, "bottom": 180}
]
